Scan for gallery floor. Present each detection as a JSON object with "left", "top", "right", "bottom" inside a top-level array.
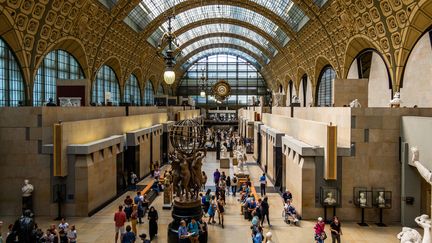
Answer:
[{"left": 1, "top": 152, "right": 403, "bottom": 242}]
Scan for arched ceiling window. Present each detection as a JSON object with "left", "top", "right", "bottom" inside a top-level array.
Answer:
[
  {"left": 34, "top": 49, "right": 85, "bottom": 106},
  {"left": 0, "top": 38, "right": 25, "bottom": 107},
  {"left": 157, "top": 84, "right": 164, "bottom": 95},
  {"left": 169, "top": 24, "right": 278, "bottom": 57},
  {"left": 92, "top": 65, "right": 120, "bottom": 105},
  {"left": 178, "top": 54, "right": 268, "bottom": 106},
  {"left": 146, "top": 5, "right": 290, "bottom": 47},
  {"left": 144, "top": 80, "right": 154, "bottom": 105},
  {"left": 181, "top": 48, "right": 262, "bottom": 71},
  {"left": 125, "top": 1, "right": 308, "bottom": 37},
  {"left": 316, "top": 66, "right": 336, "bottom": 107},
  {"left": 178, "top": 37, "right": 270, "bottom": 64},
  {"left": 124, "top": 74, "right": 141, "bottom": 105}
]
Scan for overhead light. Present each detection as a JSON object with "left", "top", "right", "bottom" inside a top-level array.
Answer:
[
  {"left": 159, "top": 16, "right": 178, "bottom": 85},
  {"left": 200, "top": 91, "right": 206, "bottom": 97}
]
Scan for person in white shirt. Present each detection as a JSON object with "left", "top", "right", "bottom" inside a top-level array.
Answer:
[{"left": 58, "top": 218, "right": 69, "bottom": 231}]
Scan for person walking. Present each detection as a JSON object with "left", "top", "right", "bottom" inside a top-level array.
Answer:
[
  {"left": 139, "top": 233, "right": 151, "bottom": 243},
  {"left": 231, "top": 176, "right": 238, "bottom": 197},
  {"left": 217, "top": 197, "right": 225, "bottom": 228},
  {"left": 131, "top": 205, "right": 138, "bottom": 235},
  {"left": 202, "top": 171, "right": 208, "bottom": 190},
  {"left": 226, "top": 176, "right": 231, "bottom": 195},
  {"left": 213, "top": 169, "right": 221, "bottom": 186},
  {"left": 207, "top": 195, "right": 217, "bottom": 225},
  {"left": 252, "top": 226, "right": 263, "bottom": 243},
  {"left": 259, "top": 173, "right": 267, "bottom": 196},
  {"left": 122, "top": 225, "right": 136, "bottom": 243},
  {"left": 314, "top": 217, "right": 326, "bottom": 243},
  {"left": 148, "top": 206, "right": 158, "bottom": 241},
  {"left": 330, "top": 216, "right": 342, "bottom": 243},
  {"left": 260, "top": 196, "right": 271, "bottom": 227},
  {"left": 124, "top": 195, "right": 133, "bottom": 221},
  {"left": 204, "top": 189, "right": 211, "bottom": 215},
  {"left": 114, "top": 205, "right": 127, "bottom": 243}
]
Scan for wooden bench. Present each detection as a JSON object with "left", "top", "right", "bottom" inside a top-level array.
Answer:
[
  {"left": 250, "top": 185, "right": 260, "bottom": 201},
  {"left": 140, "top": 182, "right": 158, "bottom": 204}
]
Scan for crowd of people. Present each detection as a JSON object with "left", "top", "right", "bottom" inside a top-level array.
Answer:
[{"left": 0, "top": 211, "right": 77, "bottom": 243}]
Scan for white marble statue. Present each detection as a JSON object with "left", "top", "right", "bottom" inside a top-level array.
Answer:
[
  {"left": 397, "top": 147, "right": 432, "bottom": 243},
  {"left": 390, "top": 92, "right": 401, "bottom": 107},
  {"left": 235, "top": 150, "right": 245, "bottom": 172},
  {"left": 410, "top": 147, "right": 432, "bottom": 183},
  {"left": 324, "top": 192, "right": 337, "bottom": 206},
  {"left": 377, "top": 191, "right": 386, "bottom": 208},
  {"left": 221, "top": 144, "right": 227, "bottom": 158},
  {"left": 350, "top": 99, "right": 361, "bottom": 108},
  {"left": 358, "top": 192, "right": 367, "bottom": 207},
  {"left": 397, "top": 227, "right": 422, "bottom": 243},
  {"left": 22, "top": 179, "right": 34, "bottom": 197}
]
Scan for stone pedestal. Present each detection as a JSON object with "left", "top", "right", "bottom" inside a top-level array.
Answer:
[
  {"left": 167, "top": 198, "right": 208, "bottom": 243},
  {"left": 233, "top": 158, "right": 238, "bottom": 166},
  {"left": 163, "top": 185, "right": 172, "bottom": 210},
  {"left": 220, "top": 158, "right": 230, "bottom": 168}
]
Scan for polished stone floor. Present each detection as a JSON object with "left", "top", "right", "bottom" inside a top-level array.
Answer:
[{"left": 0, "top": 152, "right": 404, "bottom": 242}]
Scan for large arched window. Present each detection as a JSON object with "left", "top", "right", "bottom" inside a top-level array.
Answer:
[
  {"left": 92, "top": 65, "right": 120, "bottom": 105},
  {"left": 124, "top": 74, "right": 141, "bottom": 105},
  {"left": 288, "top": 80, "right": 293, "bottom": 105},
  {"left": 316, "top": 66, "right": 336, "bottom": 107},
  {"left": 144, "top": 81, "right": 154, "bottom": 105},
  {"left": 157, "top": 84, "right": 164, "bottom": 95},
  {"left": 0, "top": 38, "right": 25, "bottom": 106},
  {"left": 33, "top": 50, "right": 84, "bottom": 106},
  {"left": 301, "top": 74, "right": 308, "bottom": 107}
]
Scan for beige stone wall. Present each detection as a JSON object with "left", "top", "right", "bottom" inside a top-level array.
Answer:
[
  {"left": 74, "top": 148, "right": 117, "bottom": 216},
  {"left": 262, "top": 114, "right": 328, "bottom": 148},
  {"left": 260, "top": 132, "right": 267, "bottom": 171},
  {"left": 401, "top": 33, "right": 432, "bottom": 108},
  {"left": 267, "top": 139, "right": 274, "bottom": 181},
  {"left": 284, "top": 148, "right": 318, "bottom": 219},
  {"left": 152, "top": 132, "right": 162, "bottom": 166},
  {"left": 272, "top": 107, "right": 352, "bottom": 147},
  {"left": 333, "top": 78, "right": 369, "bottom": 108},
  {"left": 139, "top": 135, "right": 151, "bottom": 177},
  {"left": 177, "top": 109, "right": 200, "bottom": 120}
]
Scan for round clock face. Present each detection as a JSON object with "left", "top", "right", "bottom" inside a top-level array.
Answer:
[{"left": 212, "top": 80, "right": 231, "bottom": 101}]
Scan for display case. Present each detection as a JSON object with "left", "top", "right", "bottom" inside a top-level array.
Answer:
[
  {"left": 353, "top": 187, "right": 372, "bottom": 208},
  {"left": 372, "top": 189, "right": 392, "bottom": 209},
  {"left": 320, "top": 187, "right": 340, "bottom": 207}
]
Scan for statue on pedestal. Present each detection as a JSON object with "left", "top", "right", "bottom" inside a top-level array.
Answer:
[
  {"left": 221, "top": 144, "right": 227, "bottom": 158},
  {"left": 358, "top": 192, "right": 367, "bottom": 207},
  {"left": 324, "top": 192, "right": 337, "bottom": 206},
  {"left": 22, "top": 179, "right": 34, "bottom": 213},
  {"left": 168, "top": 119, "right": 208, "bottom": 243},
  {"left": 377, "top": 191, "right": 386, "bottom": 208}
]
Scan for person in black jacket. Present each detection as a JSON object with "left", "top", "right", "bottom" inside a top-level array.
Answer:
[
  {"left": 148, "top": 206, "right": 158, "bottom": 240},
  {"left": 260, "top": 196, "right": 271, "bottom": 227}
]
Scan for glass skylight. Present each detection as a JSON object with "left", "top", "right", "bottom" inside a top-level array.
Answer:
[
  {"left": 98, "top": 0, "right": 118, "bottom": 9},
  {"left": 126, "top": 0, "right": 308, "bottom": 33},
  {"left": 178, "top": 37, "right": 269, "bottom": 64},
  {"left": 313, "top": 0, "right": 329, "bottom": 7},
  {"left": 147, "top": 5, "right": 290, "bottom": 47},
  {"left": 171, "top": 24, "right": 278, "bottom": 57},
  {"left": 181, "top": 48, "right": 262, "bottom": 71},
  {"left": 250, "top": 0, "right": 309, "bottom": 31}
]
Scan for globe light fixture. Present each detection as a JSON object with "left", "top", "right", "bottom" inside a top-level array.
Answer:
[
  {"left": 200, "top": 91, "right": 206, "bottom": 97},
  {"left": 158, "top": 16, "right": 178, "bottom": 85}
]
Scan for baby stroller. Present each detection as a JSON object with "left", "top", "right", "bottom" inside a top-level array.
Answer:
[{"left": 283, "top": 204, "right": 301, "bottom": 226}]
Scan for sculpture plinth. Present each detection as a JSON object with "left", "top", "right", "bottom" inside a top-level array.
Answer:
[{"left": 168, "top": 119, "right": 208, "bottom": 243}]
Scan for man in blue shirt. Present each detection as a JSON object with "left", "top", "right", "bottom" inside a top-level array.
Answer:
[
  {"left": 259, "top": 173, "right": 267, "bottom": 196},
  {"left": 187, "top": 218, "right": 204, "bottom": 243},
  {"left": 122, "top": 225, "right": 135, "bottom": 243}
]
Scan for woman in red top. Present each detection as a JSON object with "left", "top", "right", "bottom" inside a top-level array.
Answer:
[{"left": 314, "top": 217, "right": 326, "bottom": 243}]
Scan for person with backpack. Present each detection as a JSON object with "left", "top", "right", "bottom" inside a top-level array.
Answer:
[
  {"left": 259, "top": 173, "right": 267, "bottom": 196},
  {"left": 130, "top": 172, "right": 138, "bottom": 191},
  {"left": 231, "top": 176, "right": 238, "bottom": 196}
]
